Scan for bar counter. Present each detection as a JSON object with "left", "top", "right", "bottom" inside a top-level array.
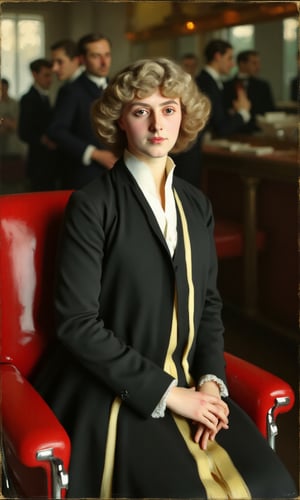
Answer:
[{"left": 201, "top": 134, "right": 299, "bottom": 341}]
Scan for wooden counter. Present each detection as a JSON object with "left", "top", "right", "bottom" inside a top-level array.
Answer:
[
  {"left": 202, "top": 144, "right": 298, "bottom": 182},
  {"left": 202, "top": 136, "right": 299, "bottom": 341}
]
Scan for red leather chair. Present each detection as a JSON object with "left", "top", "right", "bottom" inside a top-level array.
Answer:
[
  {"left": 214, "top": 219, "right": 265, "bottom": 259},
  {"left": 0, "top": 191, "right": 72, "bottom": 499},
  {"left": 0, "top": 191, "right": 294, "bottom": 498}
]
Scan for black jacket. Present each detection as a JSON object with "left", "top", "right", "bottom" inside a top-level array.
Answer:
[
  {"left": 47, "top": 72, "right": 108, "bottom": 188},
  {"left": 223, "top": 75, "right": 275, "bottom": 132},
  {"left": 18, "top": 86, "right": 57, "bottom": 190},
  {"left": 196, "top": 69, "right": 245, "bottom": 137}
]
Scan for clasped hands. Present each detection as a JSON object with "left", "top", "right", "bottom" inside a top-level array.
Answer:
[{"left": 166, "top": 383, "right": 229, "bottom": 450}]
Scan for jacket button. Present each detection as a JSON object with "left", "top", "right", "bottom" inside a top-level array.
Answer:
[{"left": 120, "top": 389, "right": 129, "bottom": 400}]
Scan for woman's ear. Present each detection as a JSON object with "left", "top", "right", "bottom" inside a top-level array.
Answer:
[{"left": 117, "top": 117, "right": 125, "bottom": 130}]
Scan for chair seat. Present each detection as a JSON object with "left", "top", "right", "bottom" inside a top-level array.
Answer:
[{"left": 214, "top": 219, "right": 265, "bottom": 259}]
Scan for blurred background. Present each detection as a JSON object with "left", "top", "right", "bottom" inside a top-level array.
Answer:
[
  {"left": 1, "top": 1, "right": 298, "bottom": 102},
  {"left": 0, "top": 0, "right": 299, "bottom": 491}
]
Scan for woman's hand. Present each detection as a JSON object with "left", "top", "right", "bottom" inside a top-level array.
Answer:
[
  {"left": 193, "top": 416, "right": 229, "bottom": 449},
  {"left": 193, "top": 424, "right": 211, "bottom": 450},
  {"left": 166, "top": 386, "right": 229, "bottom": 434},
  {"left": 194, "top": 382, "right": 230, "bottom": 449}
]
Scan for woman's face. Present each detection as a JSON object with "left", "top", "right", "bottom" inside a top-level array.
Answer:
[{"left": 118, "top": 88, "right": 182, "bottom": 163}]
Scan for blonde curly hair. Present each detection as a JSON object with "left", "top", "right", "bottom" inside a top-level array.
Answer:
[{"left": 92, "top": 57, "right": 211, "bottom": 156}]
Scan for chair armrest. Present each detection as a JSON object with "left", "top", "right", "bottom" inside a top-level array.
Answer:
[
  {"left": 1, "top": 364, "right": 71, "bottom": 469},
  {"left": 224, "top": 352, "right": 295, "bottom": 438}
]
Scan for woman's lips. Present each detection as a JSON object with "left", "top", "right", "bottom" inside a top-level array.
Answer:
[{"left": 149, "top": 137, "right": 166, "bottom": 144}]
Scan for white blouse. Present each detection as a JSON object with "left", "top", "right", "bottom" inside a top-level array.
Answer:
[{"left": 124, "top": 150, "right": 177, "bottom": 256}]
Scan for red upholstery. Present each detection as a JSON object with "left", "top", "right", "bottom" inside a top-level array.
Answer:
[
  {"left": 0, "top": 190, "right": 72, "bottom": 498},
  {"left": 2, "top": 364, "right": 71, "bottom": 498},
  {"left": 214, "top": 219, "right": 265, "bottom": 258},
  {"left": 0, "top": 190, "right": 72, "bottom": 377},
  {"left": 0, "top": 191, "right": 294, "bottom": 498},
  {"left": 224, "top": 352, "right": 295, "bottom": 438}
]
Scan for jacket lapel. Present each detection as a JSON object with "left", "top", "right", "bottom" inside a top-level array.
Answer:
[{"left": 116, "top": 160, "right": 173, "bottom": 257}]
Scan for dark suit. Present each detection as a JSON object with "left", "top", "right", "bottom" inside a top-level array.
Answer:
[
  {"left": 18, "top": 86, "right": 57, "bottom": 191},
  {"left": 196, "top": 69, "right": 245, "bottom": 137},
  {"left": 31, "top": 159, "right": 296, "bottom": 498},
  {"left": 223, "top": 75, "right": 275, "bottom": 133},
  {"left": 171, "top": 132, "right": 204, "bottom": 188},
  {"left": 47, "top": 72, "right": 108, "bottom": 189},
  {"left": 290, "top": 75, "right": 299, "bottom": 102},
  {"left": 48, "top": 80, "right": 78, "bottom": 189}
]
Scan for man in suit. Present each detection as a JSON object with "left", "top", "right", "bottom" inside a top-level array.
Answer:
[
  {"left": 290, "top": 75, "right": 299, "bottom": 102},
  {"left": 223, "top": 50, "right": 275, "bottom": 133},
  {"left": 196, "top": 39, "right": 251, "bottom": 138},
  {"left": 49, "top": 39, "right": 83, "bottom": 187},
  {"left": 51, "top": 38, "right": 82, "bottom": 86},
  {"left": 171, "top": 53, "right": 203, "bottom": 188},
  {"left": 47, "top": 33, "right": 118, "bottom": 189},
  {"left": 18, "top": 58, "right": 58, "bottom": 191},
  {"left": 290, "top": 50, "right": 299, "bottom": 102},
  {"left": 179, "top": 52, "right": 199, "bottom": 79}
]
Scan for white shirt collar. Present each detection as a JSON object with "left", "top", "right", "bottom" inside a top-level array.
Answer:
[
  {"left": 69, "top": 66, "right": 83, "bottom": 82},
  {"left": 124, "top": 149, "right": 175, "bottom": 197},
  {"left": 33, "top": 83, "right": 50, "bottom": 97},
  {"left": 124, "top": 150, "right": 177, "bottom": 256},
  {"left": 205, "top": 65, "right": 224, "bottom": 89},
  {"left": 86, "top": 73, "right": 108, "bottom": 89}
]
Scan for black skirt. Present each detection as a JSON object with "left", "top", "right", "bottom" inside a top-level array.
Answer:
[{"left": 32, "top": 343, "right": 297, "bottom": 499}]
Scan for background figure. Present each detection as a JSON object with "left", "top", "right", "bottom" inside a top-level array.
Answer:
[
  {"left": 49, "top": 39, "right": 83, "bottom": 188},
  {"left": 171, "top": 132, "right": 204, "bottom": 189},
  {"left": 0, "top": 78, "right": 27, "bottom": 189},
  {"left": 172, "top": 52, "right": 203, "bottom": 188},
  {"left": 18, "top": 59, "right": 58, "bottom": 192},
  {"left": 51, "top": 38, "right": 82, "bottom": 87},
  {"left": 223, "top": 49, "right": 275, "bottom": 133},
  {"left": 179, "top": 52, "right": 199, "bottom": 78},
  {"left": 47, "top": 33, "right": 118, "bottom": 189},
  {"left": 196, "top": 39, "right": 251, "bottom": 138},
  {"left": 290, "top": 50, "right": 300, "bottom": 102}
]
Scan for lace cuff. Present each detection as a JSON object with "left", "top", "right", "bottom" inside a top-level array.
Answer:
[
  {"left": 83, "top": 145, "right": 96, "bottom": 165},
  {"left": 198, "top": 374, "right": 229, "bottom": 398},
  {"left": 151, "top": 379, "right": 177, "bottom": 418}
]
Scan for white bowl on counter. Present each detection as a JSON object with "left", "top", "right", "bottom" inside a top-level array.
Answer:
[{"left": 256, "top": 112, "right": 298, "bottom": 140}]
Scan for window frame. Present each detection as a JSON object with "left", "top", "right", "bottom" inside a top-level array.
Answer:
[{"left": 1, "top": 13, "right": 45, "bottom": 98}]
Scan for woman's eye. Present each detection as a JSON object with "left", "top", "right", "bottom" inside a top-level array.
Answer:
[
  {"left": 164, "top": 107, "right": 175, "bottom": 115},
  {"left": 134, "top": 109, "right": 148, "bottom": 117}
]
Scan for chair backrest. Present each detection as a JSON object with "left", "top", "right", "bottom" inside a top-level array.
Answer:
[{"left": 0, "top": 190, "right": 72, "bottom": 378}]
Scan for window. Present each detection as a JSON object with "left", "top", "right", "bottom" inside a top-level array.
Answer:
[
  {"left": 229, "top": 25, "right": 255, "bottom": 51},
  {"left": 209, "top": 25, "right": 255, "bottom": 78},
  {"left": 228, "top": 25, "right": 255, "bottom": 76},
  {"left": 1, "top": 14, "right": 45, "bottom": 98},
  {"left": 283, "top": 17, "right": 298, "bottom": 100}
]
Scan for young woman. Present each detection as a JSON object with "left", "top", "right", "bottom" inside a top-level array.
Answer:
[{"left": 33, "top": 57, "right": 297, "bottom": 499}]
